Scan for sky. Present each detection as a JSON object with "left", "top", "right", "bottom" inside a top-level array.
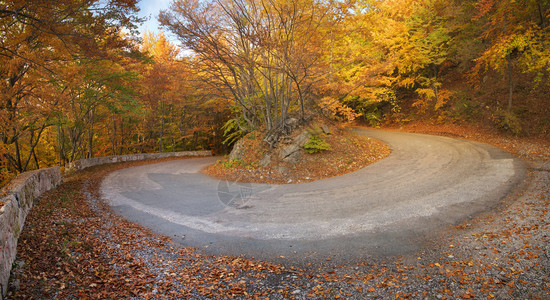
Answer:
[{"left": 136, "top": 0, "right": 173, "bottom": 37}]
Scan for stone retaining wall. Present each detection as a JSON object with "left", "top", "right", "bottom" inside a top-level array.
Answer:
[
  {"left": 0, "top": 167, "right": 62, "bottom": 297},
  {"left": 65, "top": 150, "right": 212, "bottom": 172},
  {"left": 1, "top": 150, "right": 212, "bottom": 298}
]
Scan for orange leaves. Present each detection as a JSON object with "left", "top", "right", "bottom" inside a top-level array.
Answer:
[
  {"left": 160, "top": 0, "right": 333, "bottom": 133},
  {"left": 469, "top": 0, "right": 550, "bottom": 103},
  {"left": 318, "top": 96, "right": 360, "bottom": 123},
  {"left": 0, "top": 0, "right": 145, "bottom": 174},
  {"left": 11, "top": 159, "right": 550, "bottom": 300},
  {"left": 142, "top": 31, "right": 180, "bottom": 62},
  {"left": 460, "top": 289, "right": 476, "bottom": 299},
  {"left": 324, "top": 0, "right": 458, "bottom": 121},
  {"left": 473, "top": 0, "right": 497, "bottom": 20}
]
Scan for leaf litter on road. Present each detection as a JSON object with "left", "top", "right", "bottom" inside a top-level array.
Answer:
[{"left": 7, "top": 127, "right": 550, "bottom": 299}]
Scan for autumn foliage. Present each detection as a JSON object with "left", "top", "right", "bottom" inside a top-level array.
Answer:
[
  {"left": 1, "top": 0, "right": 549, "bottom": 182},
  {"left": 0, "top": 0, "right": 228, "bottom": 184}
]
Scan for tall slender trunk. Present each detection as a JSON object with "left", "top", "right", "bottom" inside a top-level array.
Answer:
[
  {"left": 14, "top": 138, "right": 22, "bottom": 172},
  {"left": 296, "top": 79, "right": 305, "bottom": 121},
  {"left": 22, "top": 127, "right": 36, "bottom": 171},
  {"left": 23, "top": 125, "right": 45, "bottom": 171},
  {"left": 32, "top": 148, "right": 39, "bottom": 170},
  {"left": 119, "top": 117, "right": 124, "bottom": 155},
  {"left": 280, "top": 74, "right": 287, "bottom": 129},
  {"left": 537, "top": 0, "right": 545, "bottom": 27},
  {"left": 159, "top": 100, "right": 165, "bottom": 152},
  {"left": 57, "top": 125, "right": 66, "bottom": 165},
  {"left": 111, "top": 117, "right": 117, "bottom": 155},
  {"left": 329, "top": 29, "right": 334, "bottom": 81},
  {"left": 432, "top": 66, "right": 439, "bottom": 105},
  {"left": 87, "top": 108, "right": 94, "bottom": 158},
  {"left": 263, "top": 65, "right": 272, "bottom": 131},
  {"left": 507, "top": 53, "right": 513, "bottom": 113},
  {"left": 285, "top": 76, "right": 292, "bottom": 124}
]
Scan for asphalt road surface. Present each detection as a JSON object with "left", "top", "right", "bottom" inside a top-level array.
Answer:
[{"left": 100, "top": 129, "right": 525, "bottom": 265}]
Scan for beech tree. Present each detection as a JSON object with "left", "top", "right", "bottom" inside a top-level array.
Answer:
[
  {"left": 365, "top": 0, "right": 455, "bottom": 113},
  {"left": 1, "top": 0, "right": 548, "bottom": 181},
  {"left": 159, "top": 0, "right": 332, "bottom": 145},
  {"left": 55, "top": 49, "right": 143, "bottom": 164},
  {"left": 316, "top": 0, "right": 396, "bottom": 124},
  {"left": 0, "top": 0, "right": 141, "bottom": 172},
  {"left": 141, "top": 31, "right": 181, "bottom": 152},
  {"left": 471, "top": 0, "right": 550, "bottom": 112},
  {"left": 139, "top": 31, "right": 230, "bottom": 153},
  {"left": 318, "top": 0, "right": 458, "bottom": 126}
]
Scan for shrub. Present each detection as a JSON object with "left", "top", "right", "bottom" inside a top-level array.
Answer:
[
  {"left": 303, "top": 135, "right": 332, "bottom": 154},
  {"left": 364, "top": 111, "right": 381, "bottom": 127},
  {"left": 495, "top": 109, "right": 522, "bottom": 135}
]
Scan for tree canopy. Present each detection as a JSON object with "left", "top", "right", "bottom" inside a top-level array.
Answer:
[{"left": 1, "top": 0, "right": 549, "bottom": 183}]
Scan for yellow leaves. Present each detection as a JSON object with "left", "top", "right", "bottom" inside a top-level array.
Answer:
[
  {"left": 375, "top": 76, "right": 398, "bottom": 87},
  {"left": 472, "top": 1, "right": 550, "bottom": 79},
  {"left": 142, "top": 31, "right": 180, "bottom": 62},
  {"left": 416, "top": 88, "right": 436, "bottom": 99},
  {"left": 398, "top": 77, "right": 417, "bottom": 88},
  {"left": 435, "top": 89, "right": 452, "bottom": 111},
  {"left": 318, "top": 96, "right": 360, "bottom": 123},
  {"left": 411, "top": 84, "right": 452, "bottom": 112}
]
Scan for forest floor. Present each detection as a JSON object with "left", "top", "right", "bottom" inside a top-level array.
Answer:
[{"left": 6, "top": 124, "right": 550, "bottom": 299}]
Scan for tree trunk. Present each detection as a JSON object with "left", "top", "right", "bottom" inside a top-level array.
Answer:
[
  {"left": 119, "top": 117, "right": 124, "bottom": 155},
  {"left": 87, "top": 108, "right": 94, "bottom": 158},
  {"left": 537, "top": 0, "right": 545, "bottom": 27},
  {"left": 159, "top": 100, "right": 165, "bottom": 152},
  {"left": 57, "top": 125, "right": 67, "bottom": 165},
  {"left": 329, "top": 29, "right": 334, "bottom": 81},
  {"left": 111, "top": 117, "right": 117, "bottom": 155},
  {"left": 32, "top": 148, "right": 39, "bottom": 170},
  {"left": 23, "top": 125, "right": 45, "bottom": 171},
  {"left": 432, "top": 66, "right": 439, "bottom": 106},
  {"left": 13, "top": 139, "right": 22, "bottom": 173},
  {"left": 507, "top": 53, "right": 513, "bottom": 113}
]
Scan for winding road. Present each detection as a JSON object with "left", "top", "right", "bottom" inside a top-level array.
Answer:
[{"left": 100, "top": 129, "right": 525, "bottom": 264}]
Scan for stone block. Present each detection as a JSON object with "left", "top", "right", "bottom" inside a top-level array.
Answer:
[
  {"left": 229, "top": 139, "right": 246, "bottom": 162},
  {"left": 294, "top": 131, "right": 311, "bottom": 147},
  {"left": 280, "top": 144, "right": 300, "bottom": 160},
  {"left": 259, "top": 154, "right": 271, "bottom": 167}
]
